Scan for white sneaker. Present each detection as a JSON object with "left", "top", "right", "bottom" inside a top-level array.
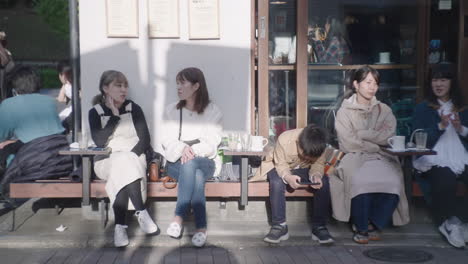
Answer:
[
  {"left": 166, "top": 222, "right": 182, "bottom": 238},
  {"left": 192, "top": 231, "right": 207, "bottom": 247},
  {"left": 461, "top": 223, "right": 468, "bottom": 243},
  {"left": 135, "top": 209, "right": 158, "bottom": 234},
  {"left": 439, "top": 219, "right": 465, "bottom": 248},
  {"left": 114, "top": 224, "right": 129, "bottom": 247}
]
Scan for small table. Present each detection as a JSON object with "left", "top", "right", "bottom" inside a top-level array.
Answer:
[
  {"left": 381, "top": 147, "right": 436, "bottom": 201},
  {"left": 223, "top": 149, "right": 269, "bottom": 207},
  {"left": 59, "top": 148, "right": 111, "bottom": 205}
]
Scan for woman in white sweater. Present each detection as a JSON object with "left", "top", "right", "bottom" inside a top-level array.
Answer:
[{"left": 162, "top": 67, "right": 222, "bottom": 247}]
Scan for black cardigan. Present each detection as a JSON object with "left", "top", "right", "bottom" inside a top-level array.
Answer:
[{"left": 88, "top": 100, "right": 151, "bottom": 156}]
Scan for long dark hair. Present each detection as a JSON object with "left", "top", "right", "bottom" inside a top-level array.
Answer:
[
  {"left": 92, "top": 70, "right": 128, "bottom": 105},
  {"left": 426, "top": 64, "right": 465, "bottom": 110},
  {"left": 176, "top": 67, "right": 210, "bottom": 114}
]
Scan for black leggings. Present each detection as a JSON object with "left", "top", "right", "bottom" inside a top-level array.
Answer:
[
  {"left": 422, "top": 166, "right": 468, "bottom": 225},
  {"left": 113, "top": 179, "right": 145, "bottom": 225}
]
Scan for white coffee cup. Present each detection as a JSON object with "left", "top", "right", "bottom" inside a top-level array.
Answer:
[
  {"left": 387, "top": 136, "right": 405, "bottom": 151},
  {"left": 379, "top": 52, "right": 390, "bottom": 63},
  {"left": 250, "top": 136, "right": 268, "bottom": 151}
]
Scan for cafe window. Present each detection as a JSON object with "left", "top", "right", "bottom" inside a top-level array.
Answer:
[{"left": 256, "top": 0, "right": 425, "bottom": 142}]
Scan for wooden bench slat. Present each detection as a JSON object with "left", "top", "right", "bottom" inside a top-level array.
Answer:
[
  {"left": 11, "top": 181, "right": 465, "bottom": 199},
  {"left": 9, "top": 181, "right": 317, "bottom": 199}
]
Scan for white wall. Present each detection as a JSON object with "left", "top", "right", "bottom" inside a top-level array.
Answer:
[{"left": 79, "top": 0, "right": 251, "bottom": 150}]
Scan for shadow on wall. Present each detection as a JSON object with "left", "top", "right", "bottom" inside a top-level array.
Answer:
[
  {"left": 164, "top": 43, "right": 250, "bottom": 132},
  {"left": 80, "top": 41, "right": 250, "bottom": 148},
  {"left": 79, "top": 41, "right": 153, "bottom": 139}
]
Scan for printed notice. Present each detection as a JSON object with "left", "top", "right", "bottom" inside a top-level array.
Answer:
[
  {"left": 106, "top": 0, "right": 139, "bottom": 38},
  {"left": 189, "top": 0, "right": 220, "bottom": 39},
  {"left": 148, "top": 0, "right": 179, "bottom": 38}
]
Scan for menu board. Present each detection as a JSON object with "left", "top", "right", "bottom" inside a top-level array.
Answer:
[
  {"left": 188, "top": 0, "right": 220, "bottom": 39},
  {"left": 106, "top": 0, "right": 139, "bottom": 38}
]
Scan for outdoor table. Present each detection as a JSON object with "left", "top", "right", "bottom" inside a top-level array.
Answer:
[
  {"left": 381, "top": 147, "right": 436, "bottom": 202},
  {"left": 59, "top": 148, "right": 111, "bottom": 206},
  {"left": 223, "top": 149, "right": 269, "bottom": 207}
]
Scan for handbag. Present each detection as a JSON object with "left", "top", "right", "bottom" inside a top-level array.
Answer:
[{"left": 146, "top": 147, "right": 177, "bottom": 189}]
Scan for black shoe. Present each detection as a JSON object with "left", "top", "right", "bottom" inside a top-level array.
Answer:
[
  {"left": 264, "top": 224, "right": 289, "bottom": 244},
  {"left": 312, "top": 226, "right": 334, "bottom": 245}
]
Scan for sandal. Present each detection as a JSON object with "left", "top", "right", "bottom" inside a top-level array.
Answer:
[
  {"left": 166, "top": 222, "right": 182, "bottom": 238},
  {"left": 192, "top": 231, "right": 207, "bottom": 247},
  {"left": 353, "top": 231, "right": 369, "bottom": 244}
]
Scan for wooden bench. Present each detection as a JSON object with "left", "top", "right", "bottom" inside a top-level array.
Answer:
[
  {"left": 11, "top": 179, "right": 466, "bottom": 199},
  {"left": 9, "top": 180, "right": 315, "bottom": 199}
]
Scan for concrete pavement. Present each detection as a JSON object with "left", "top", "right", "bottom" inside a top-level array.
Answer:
[{"left": 1, "top": 197, "right": 468, "bottom": 263}]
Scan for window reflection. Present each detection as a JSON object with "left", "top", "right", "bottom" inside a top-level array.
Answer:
[
  {"left": 269, "top": 0, "right": 297, "bottom": 65},
  {"left": 269, "top": 70, "right": 296, "bottom": 141},
  {"left": 306, "top": 0, "right": 419, "bottom": 142}
]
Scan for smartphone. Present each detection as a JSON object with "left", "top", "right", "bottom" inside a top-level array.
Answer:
[{"left": 299, "top": 178, "right": 320, "bottom": 185}]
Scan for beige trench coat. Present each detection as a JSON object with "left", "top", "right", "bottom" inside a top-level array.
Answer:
[
  {"left": 330, "top": 94, "right": 410, "bottom": 226},
  {"left": 250, "top": 128, "right": 326, "bottom": 182}
]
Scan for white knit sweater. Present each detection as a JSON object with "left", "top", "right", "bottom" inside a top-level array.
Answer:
[{"left": 161, "top": 102, "right": 223, "bottom": 174}]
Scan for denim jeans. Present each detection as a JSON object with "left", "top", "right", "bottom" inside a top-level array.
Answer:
[
  {"left": 267, "top": 168, "right": 331, "bottom": 227},
  {"left": 166, "top": 157, "right": 215, "bottom": 229},
  {"left": 351, "top": 193, "right": 399, "bottom": 232}
]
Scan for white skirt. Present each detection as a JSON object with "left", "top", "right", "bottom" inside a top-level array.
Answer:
[{"left": 94, "top": 151, "right": 147, "bottom": 210}]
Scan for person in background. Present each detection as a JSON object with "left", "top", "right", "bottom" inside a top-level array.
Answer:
[
  {"left": 412, "top": 64, "right": 468, "bottom": 248},
  {"left": 0, "top": 66, "right": 71, "bottom": 193},
  {"left": 89, "top": 70, "right": 158, "bottom": 247},
  {"left": 0, "top": 31, "right": 14, "bottom": 101},
  {"left": 250, "top": 124, "right": 334, "bottom": 245},
  {"left": 309, "top": 16, "right": 351, "bottom": 64},
  {"left": 331, "top": 65, "right": 409, "bottom": 244},
  {"left": 161, "top": 67, "right": 222, "bottom": 247},
  {"left": 56, "top": 60, "right": 73, "bottom": 134}
]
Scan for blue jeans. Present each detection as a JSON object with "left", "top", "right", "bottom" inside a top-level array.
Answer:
[
  {"left": 166, "top": 157, "right": 215, "bottom": 229},
  {"left": 351, "top": 193, "right": 399, "bottom": 232},
  {"left": 267, "top": 168, "right": 331, "bottom": 227}
]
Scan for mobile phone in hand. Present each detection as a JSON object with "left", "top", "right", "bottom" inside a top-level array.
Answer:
[{"left": 299, "top": 178, "right": 320, "bottom": 185}]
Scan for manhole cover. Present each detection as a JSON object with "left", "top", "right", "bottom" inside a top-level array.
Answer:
[{"left": 363, "top": 248, "right": 433, "bottom": 263}]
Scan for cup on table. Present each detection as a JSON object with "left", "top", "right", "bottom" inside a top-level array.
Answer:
[
  {"left": 241, "top": 134, "right": 251, "bottom": 151},
  {"left": 78, "top": 132, "right": 88, "bottom": 149},
  {"left": 387, "top": 136, "right": 405, "bottom": 151},
  {"left": 228, "top": 133, "right": 238, "bottom": 150},
  {"left": 414, "top": 131, "right": 428, "bottom": 149},
  {"left": 250, "top": 136, "right": 269, "bottom": 152}
]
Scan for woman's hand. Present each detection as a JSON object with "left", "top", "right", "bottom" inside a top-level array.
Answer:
[
  {"left": 181, "top": 145, "right": 195, "bottom": 164},
  {"left": 105, "top": 96, "right": 119, "bottom": 116},
  {"left": 451, "top": 113, "right": 463, "bottom": 133},
  {"left": 439, "top": 113, "right": 451, "bottom": 130}
]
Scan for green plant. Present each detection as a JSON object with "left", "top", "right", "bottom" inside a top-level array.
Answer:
[
  {"left": 32, "top": 0, "right": 69, "bottom": 39},
  {"left": 40, "top": 67, "right": 61, "bottom": 89}
]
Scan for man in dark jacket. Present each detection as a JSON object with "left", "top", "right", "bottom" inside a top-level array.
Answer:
[{"left": 0, "top": 66, "right": 72, "bottom": 195}]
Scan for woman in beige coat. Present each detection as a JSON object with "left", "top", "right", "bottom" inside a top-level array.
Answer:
[{"left": 331, "top": 66, "right": 409, "bottom": 244}]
